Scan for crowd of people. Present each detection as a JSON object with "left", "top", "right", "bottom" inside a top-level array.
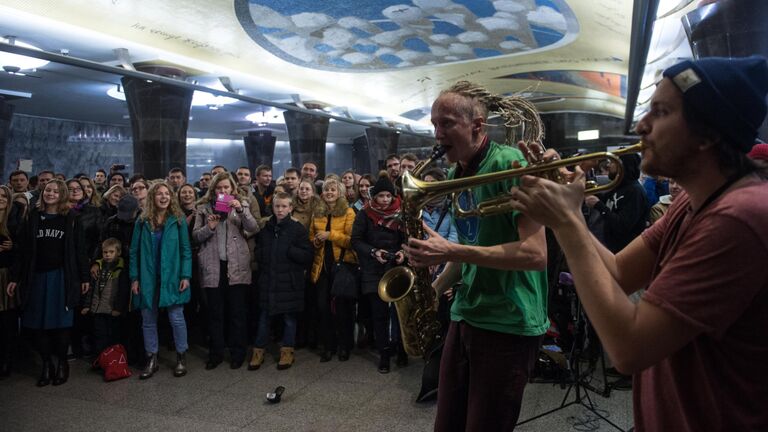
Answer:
[
  {"left": 0, "top": 153, "right": 465, "bottom": 388},
  {"left": 1, "top": 56, "right": 767, "bottom": 432}
]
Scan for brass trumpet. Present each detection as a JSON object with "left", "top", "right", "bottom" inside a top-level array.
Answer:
[{"left": 400, "top": 142, "right": 644, "bottom": 219}]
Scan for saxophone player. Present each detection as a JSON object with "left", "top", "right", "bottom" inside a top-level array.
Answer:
[{"left": 404, "top": 82, "right": 548, "bottom": 432}]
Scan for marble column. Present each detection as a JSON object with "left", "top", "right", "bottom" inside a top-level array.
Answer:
[
  {"left": 365, "top": 127, "right": 400, "bottom": 172},
  {"left": 351, "top": 135, "right": 370, "bottom": 174},
  {"left": 243, "top": 130, "right": 277, "bottom": 172},
  {"left": 0, "top": 97, "right": 13, "bottom": 175},
  {"left": 283, "top": 111, "right": 329, "bottom": 176},
  {"left": 122, "top": 70, "right": 193, "bottom": 179}
]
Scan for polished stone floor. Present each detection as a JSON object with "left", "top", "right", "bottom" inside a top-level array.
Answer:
[{"left": 0, "top": 345, "right": 633, "bottom": 431}]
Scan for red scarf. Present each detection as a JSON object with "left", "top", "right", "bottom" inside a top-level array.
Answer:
[{"left": 364, "top": 196, "right": 402, "bottom": 231}]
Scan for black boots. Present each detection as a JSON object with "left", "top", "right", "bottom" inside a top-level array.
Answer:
[
  {"left": 0, "top": 355, "right": 11, "bottom": 378},
  {"left": 378, "top": 351, "right": 391, "bottom": 374},
  {"left": 140, "top": 352, "right": 186, "bottom": 379},
  {"left": 52, "top": 358, "right": 69, "bottom": 386},
  {"left": 338, "top": 349, "right": 350, "bottom": 362},
  {"left": 396, "top": 345, "right": 409, "bottom": 367},
  {"left": 36, "top": 359, "right": 55, "bottom": 387},
  {"left": 319, "top": 350, "right": 334, "bottom": 363},
  {"left": 174, "top": 352, "right": 187, "bottom": 377},
  {"left": 140, "top": 353, "right": 159, "bottom": 379}
]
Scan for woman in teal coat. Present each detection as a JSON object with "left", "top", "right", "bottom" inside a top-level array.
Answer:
[{"left": 129, "top": 182, "right": 192, "bottom": 380}]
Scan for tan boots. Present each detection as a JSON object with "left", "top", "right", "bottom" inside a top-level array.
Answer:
[
  {"left": 277, "top": 347, "right": 294, "bottom": 370},
  {"left": 248, "top": 348, "right": 264, "bottom": 371},
  {"left": 248, "top": 347, "right": 295, "bottom": 370}
]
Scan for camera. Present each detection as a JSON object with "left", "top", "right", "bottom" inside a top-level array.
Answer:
[
  {"left": 214, "top": 193, "right": 234, "bottom": 216},
  {"left": 112, "top": 163, "right": 126, "bottom": 171},
  {"left": 380, "top": 251, "right": 397, "bottom": 264}
]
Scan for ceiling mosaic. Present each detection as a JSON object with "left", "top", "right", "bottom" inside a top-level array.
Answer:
[
  {"left": 502, "top": 70, "right": 627, "bottom": 98},
  {"left": 235, "top": 0, "right": 578, "bottom": 70}
]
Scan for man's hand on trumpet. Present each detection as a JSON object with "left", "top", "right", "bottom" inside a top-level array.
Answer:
[
  {"left": 509, "top": 167, "right": 588, "bottom": 231},
  {"left": 514, "top": 140, "right": 574, "bottom": 183}
]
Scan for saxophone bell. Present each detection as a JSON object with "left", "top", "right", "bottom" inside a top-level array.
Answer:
[{"left": 378, "top": 266, "right": 416, "bottom": 303}]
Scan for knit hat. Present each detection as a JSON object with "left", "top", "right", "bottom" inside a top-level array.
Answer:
[
  {"left": 371, "top": 175, "right": 395, "bottom": 197},
  {"left": 748, "top": 143, "right": 768, "bottom": 161},
  {"left": 663, "top": 56, "right": 768, "bottom": 152},
  {"left": 116, "top": 194, "right": 139, "bottom": 221}
]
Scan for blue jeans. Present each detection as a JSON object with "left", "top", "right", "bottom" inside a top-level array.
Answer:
[
  {"left": 255, "top": 312, "right": 297, "bottom": 348},
  {"left": 141, "top": 304, "right": 188, "bottom": 354}
]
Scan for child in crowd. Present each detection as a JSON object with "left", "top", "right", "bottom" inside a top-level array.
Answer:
[
  {"left": 250, "top": 192, "right": 313, "bottom": 370},
  {"left": 82, "top": 238, "right": 130, "bottom": 356}
]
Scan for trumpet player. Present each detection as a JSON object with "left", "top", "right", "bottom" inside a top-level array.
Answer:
[
  {"left": 510, "top": 57, "right": 768, "bottom": 431},
  {"left": 404, "top": 81, "right": 549, "bottom": 432}
]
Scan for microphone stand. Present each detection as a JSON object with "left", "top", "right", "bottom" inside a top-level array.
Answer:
[{"left": 516, "top": 291, "right": 626, "bottom": 431}]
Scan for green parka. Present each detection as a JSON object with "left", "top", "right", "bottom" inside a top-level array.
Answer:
[{"left": 129, "top": 215, "right": 192, "bottom": 309}]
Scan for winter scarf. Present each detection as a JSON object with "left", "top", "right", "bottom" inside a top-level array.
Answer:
[{"left": 364, "top": 196, "right": 402, "bottom": 231}]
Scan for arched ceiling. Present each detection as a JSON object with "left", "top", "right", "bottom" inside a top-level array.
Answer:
[{"left": 0, "top": 0, "right": 697, "bottom": 137}]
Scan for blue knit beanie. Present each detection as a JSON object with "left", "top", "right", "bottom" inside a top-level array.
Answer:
[{"left": 663, "top": 56, "right": 768, "bottom": 152}]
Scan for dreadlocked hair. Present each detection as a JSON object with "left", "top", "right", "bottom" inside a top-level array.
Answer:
[{"left": 441, "top": 80, "right": 544, "bottom": 145}]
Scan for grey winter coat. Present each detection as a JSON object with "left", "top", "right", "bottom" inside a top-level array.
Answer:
[{"left": 192, "top": 199, "right": 260, "bottom": 288}]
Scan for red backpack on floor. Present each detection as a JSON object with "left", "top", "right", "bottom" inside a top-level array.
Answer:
[{"left": 93, "top": 344, "right": 132, "bottom": 382}]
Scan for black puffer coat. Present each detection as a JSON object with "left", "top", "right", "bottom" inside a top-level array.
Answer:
[
  {"left": 351, "top": 210, "right": 405, "bottom": 295},
  {"left": 256, "top": 216, "right": 314, "bottom": 315}
]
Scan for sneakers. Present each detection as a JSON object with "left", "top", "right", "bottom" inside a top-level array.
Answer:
[
  {"left": 277, "top": 347, "right": 294, "bottom": 370},
  {"left": 248, "top": 348, "right": 265, "bottom": 371}
]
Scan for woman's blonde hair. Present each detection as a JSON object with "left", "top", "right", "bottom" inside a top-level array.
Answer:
[
  {"left": 102, "top": 184, "right": 127, "bottom": 205},
  {"left": 322, "top": 178, "right": 346, "bottom": 197},
  {"left": 141, "top": 182, "right": 183, "bottom": 230},
  {"left": 79, "top": 177, "right": 102, "bottom": 207},
  {"left": 199, "top": 172, "right": 243, "bottom": 206},
  {"left": 341, "top": 169, "right": 358, "bottom": 201},
  {"left": 36, "top": 179, "right": 70, "bottom": 215}
]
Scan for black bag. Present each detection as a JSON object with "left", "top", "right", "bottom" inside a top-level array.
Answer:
[{"left": 331, "top": 248, "right": 360, "bottom": 299}]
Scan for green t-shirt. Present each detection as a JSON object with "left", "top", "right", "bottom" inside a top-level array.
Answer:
[{"left": 448, "top": 141, "right": 549, "bottom": 336}]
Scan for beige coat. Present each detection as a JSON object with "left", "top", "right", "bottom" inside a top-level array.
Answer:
[{"left": 192, "top": 199, "right": 260, "bottom": 288}]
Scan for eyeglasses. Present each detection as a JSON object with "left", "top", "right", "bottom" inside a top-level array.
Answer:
[
  {"left": 131, "top": 185, "right": 147, "bottom": 192},
  {"left": 69, "top": 186, "right": 83, "bottom": 192}
]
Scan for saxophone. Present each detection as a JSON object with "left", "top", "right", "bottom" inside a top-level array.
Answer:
[{"left": 378, "top": 145, "right": 446, "bottom": 358}]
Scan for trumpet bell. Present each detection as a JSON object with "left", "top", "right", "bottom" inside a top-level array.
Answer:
[{"left": 378, "top": 266, "right": 416, "bottom": 302}]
